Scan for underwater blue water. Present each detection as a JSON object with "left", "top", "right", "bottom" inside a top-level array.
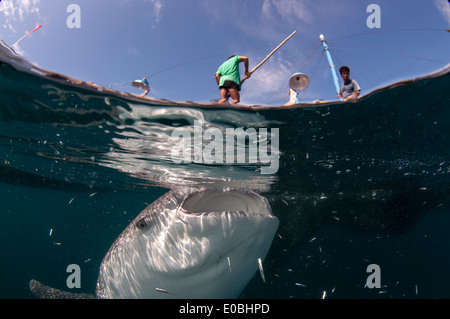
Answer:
[{"left": 0, "top": 45, "right": 449, "bottom": 298}]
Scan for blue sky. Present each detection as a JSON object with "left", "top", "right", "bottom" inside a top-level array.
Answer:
[{"left": 1, "top": 0, "right": 449, "bottom": 105}]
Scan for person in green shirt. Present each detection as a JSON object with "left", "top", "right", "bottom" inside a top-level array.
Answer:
[{"left": 215, "top": 55, "right": 250, "bottom": 104}]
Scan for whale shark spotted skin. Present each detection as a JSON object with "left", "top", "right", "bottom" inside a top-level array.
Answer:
[{"left": 30, "top": 188, "right": 279, "bottom": 299}]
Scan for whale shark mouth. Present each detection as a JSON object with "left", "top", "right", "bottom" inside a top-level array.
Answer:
[{"left": 180, "top": 188, "right": 273, "bottom": 217}]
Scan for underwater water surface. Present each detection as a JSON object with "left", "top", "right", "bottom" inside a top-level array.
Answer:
[{"left": 1, "top": 42, "right": 449, "bottom": 298}]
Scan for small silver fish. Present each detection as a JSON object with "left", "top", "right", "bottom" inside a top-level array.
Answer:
[
  {"left": 227, "top": 257, "right": 232, "bottom": 273},
  {"left": 257, "top": 258, "right": 266, "bottom": 283},
  {"left": 155, "top": 288, "right": 175, "bottom": 295}
]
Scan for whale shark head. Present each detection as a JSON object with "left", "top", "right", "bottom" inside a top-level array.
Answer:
[{"left": 95, "top": 188, "right": 279, "bottom": 298}]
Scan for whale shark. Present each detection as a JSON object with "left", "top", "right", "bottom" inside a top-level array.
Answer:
[{"left": 30, "top": 188, "right": 279, "bottom": 298}]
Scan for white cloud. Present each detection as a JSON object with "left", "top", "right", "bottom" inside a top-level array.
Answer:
[
  {"left": 120, "top": 0, "right": 165, "bottom": 28},
  {"left": 0, "top": 0, "right": 41, "bottom": 33},
  {"left": 240, "top": 55, "right": 295, "bottom": 105},
  {"left": 434, "top": 0, "right": 450, "bottom": 26},
  {"left": 261, "top": 0, "right": 312, "bottom": 24},
  {"left": 127, "top": 46, "right": 140, "bottom": 56},
  {"left": 151, "top": 0, "right": 164, "bottom": 26},
  {"left": 200, "top": 0, "right": 313, "bottom": 44}
]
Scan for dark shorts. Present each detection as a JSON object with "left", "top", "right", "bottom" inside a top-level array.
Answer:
[{"left": 219, "top": 80, "right": 240, "bottom": 91}]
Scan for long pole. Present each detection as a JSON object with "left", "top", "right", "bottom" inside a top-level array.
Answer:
[
  {"left": 319, "top": 34, "right": 342, "bottom": 100},
  {"left": 241, "top": 30, "right": 297, "bottom": 83},
  {"left": 13, "top": 25, "right": 43, "bottom": 47}
]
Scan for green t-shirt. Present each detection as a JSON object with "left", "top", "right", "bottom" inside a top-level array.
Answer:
[{"left": 216, "top": 55, "right": 242, "bottom": 90}]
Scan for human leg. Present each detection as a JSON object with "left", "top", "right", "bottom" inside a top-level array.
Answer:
[
  {"left": 229, "top": 88, "right": 240, "bottom": 104},
  {"left": 219, "top": 88, "right": 229, "bottom": 103}
]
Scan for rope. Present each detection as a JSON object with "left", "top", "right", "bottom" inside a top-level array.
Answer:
[
  {"left": 331, "top": 40, "right": 445, "bottom": 64},
  {"left": 331, "top": 28, "right": 449, "bottom": 41},
  {"left": 147, "top": 51, "right": 230, "bottom": 78},
  {"left": 244, "top": 41, "right": 321, "bottom": 90},
  {"left": 331, "top": 47, "right": 383, "bottom": 82},
  {"left": 262, "top": 42, "right": 323, "bottom": 105}
]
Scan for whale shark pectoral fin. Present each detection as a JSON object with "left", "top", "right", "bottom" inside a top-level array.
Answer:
[{"left": 29, "top": 279, "right": 96, "bottom": 299}]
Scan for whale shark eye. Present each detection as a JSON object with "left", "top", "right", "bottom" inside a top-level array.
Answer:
[{"left": 136, "top": 218, "right": 147, "bottom": 229}]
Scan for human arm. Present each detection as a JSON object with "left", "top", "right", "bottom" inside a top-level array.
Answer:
[
  {"left": 140, "top": 88, "right": 150, "bottom": 97},
  {"left": 343, "top": 90, "right": 360, "bottom": 101},
  {"left": 215, "top": 73, "right": 221, "bottom": 86},
  {"left": 239, "top": 56, "right": 251, "bottom": 83}
]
